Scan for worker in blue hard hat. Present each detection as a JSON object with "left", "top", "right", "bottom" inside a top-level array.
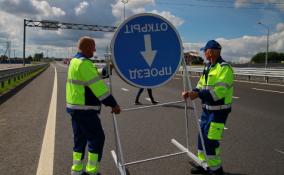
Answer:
[{"left": 182, "top": 40, "right": 234, "bottom": 175}]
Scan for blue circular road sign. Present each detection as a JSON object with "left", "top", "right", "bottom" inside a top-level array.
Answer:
[{"left": 111, "top": 13, "right": 182, "bottom": 88}]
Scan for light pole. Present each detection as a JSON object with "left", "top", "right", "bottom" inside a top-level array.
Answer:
[
  {"left": 121, "top": 0, "right": 129, "bottom": 20},
  {"left": 258, "top": 22, "right": 270, "bottom": 69}
]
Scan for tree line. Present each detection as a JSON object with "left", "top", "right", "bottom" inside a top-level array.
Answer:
[{"left": 251, "top": 52, "right": 284, "bottom": 63}]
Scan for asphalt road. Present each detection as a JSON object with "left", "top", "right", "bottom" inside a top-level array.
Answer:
[{"left": 0, "top": 61, "right": 283, "bottom": 175}]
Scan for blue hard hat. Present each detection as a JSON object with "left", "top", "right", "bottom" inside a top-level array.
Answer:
[{"left": 200, "top": 40, "right": 222, "bottom": 51}]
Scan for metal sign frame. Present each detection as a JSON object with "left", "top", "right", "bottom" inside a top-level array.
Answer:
[
  {"left": 107, "top": 14, "right": 210, "bottom": 175},
  {"left": 106, "top": 51, "right": 210, "bottom": 174}
]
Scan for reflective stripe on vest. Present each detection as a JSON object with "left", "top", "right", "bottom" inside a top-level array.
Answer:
[
  {"left": 88, "top": 159, "right": 98, "bottom": 167},
  {"left": 203, "top": 83, "right": 232, "bottom": 102},
  {"left": 215, "top": 82, "right": 233, "bottom": 89},
  {"left": 73, "top": 159, "right": 82, "bottom": 165},
  {"left": 67, "top": 76, "right": 101, "bottom": 86},
  {"left": 209, "top": 90, "right": 219, "bottom": 101},
  {"left": 203, "top": 86, "right": 220, "bottom": 101},
  {"left": 98, "top": 92, "right": 110, "bottom": 101},
  {"left": 67, "top": 104, "right": 101, "bottom": 110},
  {"left": 202, "top": 104, "right": 231, "bottom": 110}
]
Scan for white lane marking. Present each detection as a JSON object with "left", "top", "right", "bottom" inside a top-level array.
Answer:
[
  {"left": 235, "top": 80, "right": 284, "bottom": 87},
  {"left": 173, "top": 77, "right": 181, "bottom": 80},
  {"left": 56, "top": 61, "right": 68, "bottom": 68},
  {"left": 224, "top": 127, "right": 228, "bottom": 130},
  {"left": 121, "top": 88, "right": 129, "bottom": 92},
  {"left": 0, "top": 118, "right": 6, "bottom": 126},
  {"left": 252, "top": 88, "right": 284, "bottom": 94},
  {"left": 176, "top": 73, "right": 284, "bottom": 87},
  {"left": 233, "top": 96, "right": 240, "bottom": 99},
  {"left": 36, "top": 65, "right": 57, "bottom": 175},
  {"left": 274, "top": 149, "right": 284, "bottom": 155}
]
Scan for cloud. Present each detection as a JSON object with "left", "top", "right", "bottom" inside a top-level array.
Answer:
[
  {"left": 183, "top": 24, "right": 284, "bottom": 63},
  {"left": 111, "top": 0, "right": 154, "bottom": 22},
  {"left": 31, "top": 0, "right": 66, "bottom": 17},
  {"left": 0, "top": 0, "right": 38, "bottom": 16},
  {"left": 75, "top": 1, "right": 89, "bottom": 16},
  {"left": 0, "top": 11, "right": 22, "bottom": 40},
  {"left": 234, "top": 0, "right": 284, "bottom": 11},
  {"left": 0, "top": 0, "right": 65, "bottom": 17},
  {"left": 150, "top": 10, "right": 184, "bottom": 27},
  {"left": 111, "top": 0, "right": 183, "bottom": 27},
  {"left": 276, "top": 23, "right": 284, "bottom": 32},
  {"left": 234, "top": 0, "right": 250, "bottom": 8}
]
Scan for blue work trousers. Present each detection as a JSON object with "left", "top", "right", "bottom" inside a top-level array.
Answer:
[
  {"left": 69, "top": 110, "right": 105, "bottom": 161},
  {"left": 198, "top": 109, "right": 230, "bottom": 156}
]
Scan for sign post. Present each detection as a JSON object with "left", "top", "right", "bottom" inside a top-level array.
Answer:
[{"left": 111, "top": 13, "right": 182, "bottom": 88}]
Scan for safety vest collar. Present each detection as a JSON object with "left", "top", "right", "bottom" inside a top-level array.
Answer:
[
  {"left": 74, "top": 53, "right": 87, "bottom": 59},
  {"left": 209, "top": 57, "right": 224, "bottom": 67}
]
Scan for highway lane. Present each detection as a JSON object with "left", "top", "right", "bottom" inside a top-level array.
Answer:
[
  {"left": 0, "top": 65, "right": 54, "bottom": 174},
  {"left": 0, "top": 61, "right": 284, "bottom": 174}
]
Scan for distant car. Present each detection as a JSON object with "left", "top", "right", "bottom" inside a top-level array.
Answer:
[{"left": 63, "top": 58, "right": 71, "bottom": 65}]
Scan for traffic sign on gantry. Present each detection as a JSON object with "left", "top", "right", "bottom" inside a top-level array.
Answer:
[{"left": 111, "top": 13, "right": 182, "bottom": 88}]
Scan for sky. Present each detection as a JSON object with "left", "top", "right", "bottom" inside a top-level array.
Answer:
[{"left": 0, "top": 0, "right": 283, "bottom": 63}]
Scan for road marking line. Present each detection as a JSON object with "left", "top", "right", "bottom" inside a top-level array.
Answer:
[
  {"left": 224, "top": 127, "right": 228, "bottom": 130},
  {"left": 121, "top": 88, "right": 129, "bottom": 92},
  {"left": 176, "top": 73, "right": 284, "bottom": 87},
  {"left": 36, "top": 65, "right": 57, "bottom": 175},
  {"left": 235, "top": 80, "right": 284, "bottom": 87},
  {"left": 233, "top": 96, "right": 240, "bottom": 99},
  {"left": 252, "top": 88, "right": 284, "bottom": 94},
  {"left": 274, "top": 149, "right": 284, "bottom": 155},
  {"left": 173, "top": 77, "right": 181, "bottom": 80},
  {"left": 0, "top": 118, "right": 6, "bottom": 126},
  {"left": 56, "top": 61, "right": 68, "bottom": 68}
]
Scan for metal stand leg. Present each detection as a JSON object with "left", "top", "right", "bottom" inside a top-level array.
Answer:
[
  {"left": 105, "top": 50, "right": 127, "bottom": 175},
  {"left": 171, "top": 56, "right": 209, "bottom": 170},
  {"left": 111, "top": 114, "right": 127, "bottom": 175}
]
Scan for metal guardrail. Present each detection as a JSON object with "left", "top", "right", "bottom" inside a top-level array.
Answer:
[
  {"left": 0, "top": 64, "right": 49, "bottom": 94},
  {"left": 182, "top": 66, "right": 284, "bottom": 84}
]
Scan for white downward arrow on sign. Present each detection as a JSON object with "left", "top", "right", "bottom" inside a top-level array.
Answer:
[{"left": 140, "top": 34, "right": 157, "bottom": 67}]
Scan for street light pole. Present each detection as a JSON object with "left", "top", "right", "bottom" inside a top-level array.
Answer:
[
  {"left": 258, "top": 22, "right": 269, "bottom": 69},
  {"left": 121, "top": 0, "right": 129, "bottom": 20}
]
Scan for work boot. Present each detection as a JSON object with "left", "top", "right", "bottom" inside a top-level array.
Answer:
[
  {"left": 134, "top": 101, "right": 142, "bottom": 105},
  {"left": 151, "top": 100, "right": 159, "bottom": 105},
  {"left": 81, "top": 172, "right": 101, "bottom": 175},
  {"left": 209, "top": 167, "right": 224, "bottom": 175},
  {"left": 190, "top": 165, "right": 208, "bottom": 174}
]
